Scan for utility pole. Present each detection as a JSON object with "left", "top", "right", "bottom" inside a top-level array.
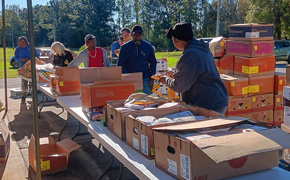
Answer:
[
  {"left": 50, "top": 0, "right": 56, "bottom": 42},
  {"left": 216, "top": 0, "right": 221, "bottom": 37}
]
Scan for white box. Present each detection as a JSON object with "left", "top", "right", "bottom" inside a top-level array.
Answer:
[
  {"left": 156, "top": 59, "right": 167, "bottom": 71},
  {"left": 10, "top": 88, "right": 22, "bottom": 98},
  {"left": 284, "top": 106, "right": 290, "bottom": 127},
  {"left": 283, "top": 86, "right": 290, "bottom": 101}
]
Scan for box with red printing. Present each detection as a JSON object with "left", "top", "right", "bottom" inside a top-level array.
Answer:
[
  {"left": 226, "top": 41, "right": 274, "bottom": 58},
  {"left": 219, "top": 55, "right": 234, "bottom": 74},
  {"left": 274, "top": 110, "right": 283, "bottom": 126},
  {"left": 248, "top": 75, "right": 274, "bottom": 95},
  {"left": 234, "top": 56, "right": 275, "bottom": 77},
  {"left": 251, "top": 110, "right": 273, "bottom": 124},
  {"left": 225, "top": 96, "right": 251, "bottom": 116},
  {"left": 220, "top": 74, "right": 248, "bottom": 97},
  {"left": 274, "top": 72, "right": 286, "bottom": 95},
  {"left": 251, "top": 93, "right": 274, "bottom": 112},
  {"left": 55, "top": 67, "right": 80, "bottom": 96},
  {"left": 274, "top": 94, "right": 283, "bottom": 111}
]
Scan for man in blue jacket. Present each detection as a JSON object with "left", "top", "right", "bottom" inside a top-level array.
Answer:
[
  {"left": 14, "top": 36, "right": 40, "bottom": 103},
  {"left": 118, "top": 25, "right": 157, "bottom": 95},
  {"left": 160, "top": 23, "right": 228, "bottom": 114}
]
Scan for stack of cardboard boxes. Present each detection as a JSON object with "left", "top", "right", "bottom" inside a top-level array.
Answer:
[
  {"left": 217, "top": 23, "right": 281, "bottom": 125},
  {"left": 152, "top": 59, "right": 168, "bottom": 96}
]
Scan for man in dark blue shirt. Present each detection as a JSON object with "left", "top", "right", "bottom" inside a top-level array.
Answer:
[
  {"left": 111, "top": 36, "right": 123, "bottom": 57},
  {"left": 14, "top": 36, "right": 39, "bottom": 103},
  {"left": 118, "top": 25, "right": 157, "bottom": 95}
]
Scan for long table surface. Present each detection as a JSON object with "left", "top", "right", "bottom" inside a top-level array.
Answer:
[
  {"left": 37, "top": 83, "right": 58, "bottom": 100},
  {"left": 56, "top": 95, "right": 290, "bottom": 180}
]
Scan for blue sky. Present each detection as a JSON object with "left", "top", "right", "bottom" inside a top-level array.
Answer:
[{"left": 1, "top": 0, "right": 50, "bottom": 9}]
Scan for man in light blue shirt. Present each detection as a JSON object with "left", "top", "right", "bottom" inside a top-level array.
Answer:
[{"left": 14, "top": 36, "right": 39, "bottom": 103}]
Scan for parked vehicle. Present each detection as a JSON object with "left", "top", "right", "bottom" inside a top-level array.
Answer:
[{"left": 274, "top": 40, "right": 290, "bottom": 63}]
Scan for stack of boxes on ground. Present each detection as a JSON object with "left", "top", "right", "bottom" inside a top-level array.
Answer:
[{"left": 213, "top": 23, "right": 285, "bottom": 126}]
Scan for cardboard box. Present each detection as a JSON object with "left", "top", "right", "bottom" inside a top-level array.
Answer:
[
  {"left": 81, "top": 81, "right": 135, "bottom": 109},
  {"left": 156, "top": 59, "right": 167, "bottom": 71},
  {"left": 219, "top": 55, "right": 234, "bottom": 74},
  {"left": 226, "top": 41, "right": 274, "bottom": 58},
  {"left": 49, "top": 74, "right": 56, "bottom": 91},
  {"left": 55, "top": 67, "right": 80, "bottom": 96},
  {"left": 251, "top": 110, "right": 273, "bottom": 124},
  {"left": 225, "top": 96, "right": 251, "bottom": 116},
  {"left": 234, "top": 56, "right": 275, "bottom": 77},
  {"left": 282, "top": 149, "right": 290, "bottom": 164},
  {"left": 220, "top": 74, "right": 248, "bottom": 97},
  {"left": 126, "top": 106, "right": 220, "bottom": 159},
  {"left": 154, "top": 117, "right": 290, "bottom": 180},
  {"left": 28, "top": 135, "right": 80, "bottom": 175},
  {"left": 209, "top": 37, "right": 226, "bottom": 57},
  {"left": 251, "top": 93, "right": 274, "bottom": 112},
  {"left": 0, "top": 121, "right": 10, "bottom": 162},
  {"left": 37, "top": 69, "right": 53, "bottom": 83},
  {"left": 286, "top": 65, "right": 290, "bottom": 86},
  {"left": 274, "top": 72, "right": 286, "bottom": 94},
  {"left": 229, "top": 23, "right": 274, "bottom": 41},
  {"left": 274, "top": 94, "right": 284, "bottom": 111},
  {"left": 122, "top": 73, "right": 143, "bottom": 92},
  {"left": 248, "top": 75, "right": 274, "bottom": 95},
  {"left": 274, "top": 110, "right": 284, "bottom": 126},
  {"left": 283, "top": 86, "right": 290, "bottom": 108},
  {"left": 214, "top": 59, "right": 219, "bottom": 73},
  {"left": 10, "top": 88, "right": 22, "bottom": 98}
]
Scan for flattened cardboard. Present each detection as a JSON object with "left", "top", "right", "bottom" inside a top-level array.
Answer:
[{"left": 122, "top": 73, "right": 143, "bottom": 91}]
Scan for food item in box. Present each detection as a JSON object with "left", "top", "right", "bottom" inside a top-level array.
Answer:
[
  {"left": 136, "top": 116, "right": 156, "bottom": 125},
  {"left": 164, "top": 110, "right": 198, "bottom": 122},
  {"left": 151, "top": 118, "right": 174, "bottom": 125},
  {"left": 86, "top": 106, "right": 105, "bottom": 121}
]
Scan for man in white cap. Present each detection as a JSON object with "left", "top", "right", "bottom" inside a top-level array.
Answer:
[{"left": 69, "top": 34, "right": 110, "bottom": 67}]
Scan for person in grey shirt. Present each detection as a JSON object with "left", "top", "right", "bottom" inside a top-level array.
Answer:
[{"left": 68, "top": 34, "right": 110, "bottom": 67}]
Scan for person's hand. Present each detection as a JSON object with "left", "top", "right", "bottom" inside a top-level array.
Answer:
[
  {"left": 64, "top": 60, "right": 69, "bottom": 65},
  {"left": 21, "top": 58, "right": 28, "bottom": 62},
  {"left": 165, "top": 71, "right": 174, "bottom": 78},
  {"left": 147, "top": 78, "right": 155, "bottom": 91},
  {"left": 159, "top": 76, "right": 166, "bottom": 84}
]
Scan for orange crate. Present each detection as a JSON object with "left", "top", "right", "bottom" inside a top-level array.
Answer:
[
  {"left": 221, "top": 74, "right": 248, "bottom": 97},
  {"left": 248, "top": 75, "right": 274, "bottom": 95}
]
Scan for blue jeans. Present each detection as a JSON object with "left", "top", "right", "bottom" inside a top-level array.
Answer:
[{"left": 143, "top": 78, "right": 151, "bottom": 95}]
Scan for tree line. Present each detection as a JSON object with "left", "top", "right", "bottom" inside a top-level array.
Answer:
[{"left": 1, "top": 0, "right": 290, "bottom": 52}]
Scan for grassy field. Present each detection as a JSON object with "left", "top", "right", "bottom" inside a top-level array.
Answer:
[{"left": 0, "top": 47, "right": 181, "bottom": 79}]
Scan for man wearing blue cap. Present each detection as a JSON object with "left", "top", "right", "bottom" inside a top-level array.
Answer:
[{"left": 118, "top": 25, "right": 157, "bottom": 95}]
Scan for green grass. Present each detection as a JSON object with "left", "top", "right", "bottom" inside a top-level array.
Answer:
[
  {"left": 0, "top": 48, "right": 18, "bottom": 78},
  {"left": 0, "top": 47, "right": 181, "bottom": 79},
  {"left": 155, "top": 51, "right": 181, "bottom": 67}
]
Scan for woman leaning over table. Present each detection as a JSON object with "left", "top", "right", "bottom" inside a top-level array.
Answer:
[{"left": 51, "top": 41, "right": 73, "bottom": 67}]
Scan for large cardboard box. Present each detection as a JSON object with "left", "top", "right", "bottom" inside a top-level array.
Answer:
[
  {"left": 28, "top": 135, "right": 80, "bottom": 175},
  {"left": 220, "top": 74, "right": 248, "bottom": 97},
  {"left": 219, "top": 55, "right": 234, "bottom": 74},
  {"left": 122, "top": 73, "right": 143, "bottom": 92},
  {"left": 251, "top": 110, "right": 273, "bottom": 124},
  {"left": 81, "top": 81, "right": 135, "bottom": 109},
  {"left": 49, "top": 74, "right": 56, "bottom": 91},
  {"left": 274, "top": 72, "right": 286, "bottom": 94},
  {"left": 274, "top": 110, "right": 284, "bottom": 126},
  {"left": 234, "top": 56, "right": 275, "bottom": 77},
  {"left": 225, "top": 96, "right": 251, "bottom": 116},
  {"left": 226, "top": 41, "right": 274, "bottom": 58},
  {"left": 274, "top": 94, "right": 284, "bottom": 111},
  {"left": 251, "top": 93, "right": 274, "bottom": 112},
  {"left": 154, "top": 117, "right": 290, "bottom": 180},
  {"left": 126, "top": 106, "right": 220, "bottom": 159},
  {"left": 0, "top": 121, "right": 10, "bottom": 162},
  {"left": 248, "top": 75, "right": 274, "bottom": 95},
  {"left": 229, "top": 23, "right": 274, "bottom": 41},
  {"left": 55, "top": 67, "right": 80, "bottom": 96}
]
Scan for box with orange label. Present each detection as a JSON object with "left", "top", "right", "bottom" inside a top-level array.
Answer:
[
  {"left": 214, "top": 59, "right": 220, "bottom": 73},
  {"left": 248, "top": 75, "right": 274, "bottom": 95},
  {"left": 226, "top": 40, "right": 274, "bottom": 57},
  {"left": 28, "top": 135, "right": 80, "bottom": 176},
  {"left": 220, "top": 74, "right": 248, "bottom": 97},
  {"left": 274, "top": 72, "right": 286, "bottom": 94},
  {"left": 274, "top": 110, "right": 283, "bottom": 126},
  {"left": 49, "top": 74, "right": 56, "bottom": 91},
  {"left": 274, "top": 94, "right": 283, "bottom": 111},
  {"left": 219, "top": 55, "right": 234, "bottom": 74},
  {"left": 153, "top": 117, "right": 290, "bottom": 180},
  {"left": 225, "top": 96, "right": 251, "bottom": 116},
  {"left": 251, "top": 93, "right": 274, "bottom": 112},
  {"left": 55, "top": 67, "right": 80, "bottom": 96},
  {"left": 251, "top": 110, "right": 273, "bottom": 124},
  {"left": 234, "top": 56, "right": 275, "bottom": 77}
]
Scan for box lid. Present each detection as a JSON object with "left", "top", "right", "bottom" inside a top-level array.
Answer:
[
  {"left": 82, "top": 80, "right": 135, "bottom": 88},
  {"left": 79, "top": 67, "right": 122, "bottom": 83},
  {"left": 193, "top": 128, "right": 290, "bottom": 163},
  {"left": 153, "top": 117, "right": 249, "bottom": 131},
  {"left": 55, "top": 67, "right": 80, "bottom": 81},
  {"left": 220, "top": 74, "right": 248, "bottom": 82},
  {"left": 56, "top": 139, "right": 81, "bottom": 154}
]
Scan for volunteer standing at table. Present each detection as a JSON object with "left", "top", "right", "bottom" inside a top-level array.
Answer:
[
  {"left": 118, "top": 25, "right": 157, "bottom": 95},
  {"left": 14, "top": 36, "right": 40, "bottom": 103},
  {"left": 51, "top": 41, "right": 73, "bottom": 67},
  {"left": 159, "top": 22, "right": 228, "bottom": 114},
  {"left": 68, "top": 34, "right": 110, "bottom": 67}
]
